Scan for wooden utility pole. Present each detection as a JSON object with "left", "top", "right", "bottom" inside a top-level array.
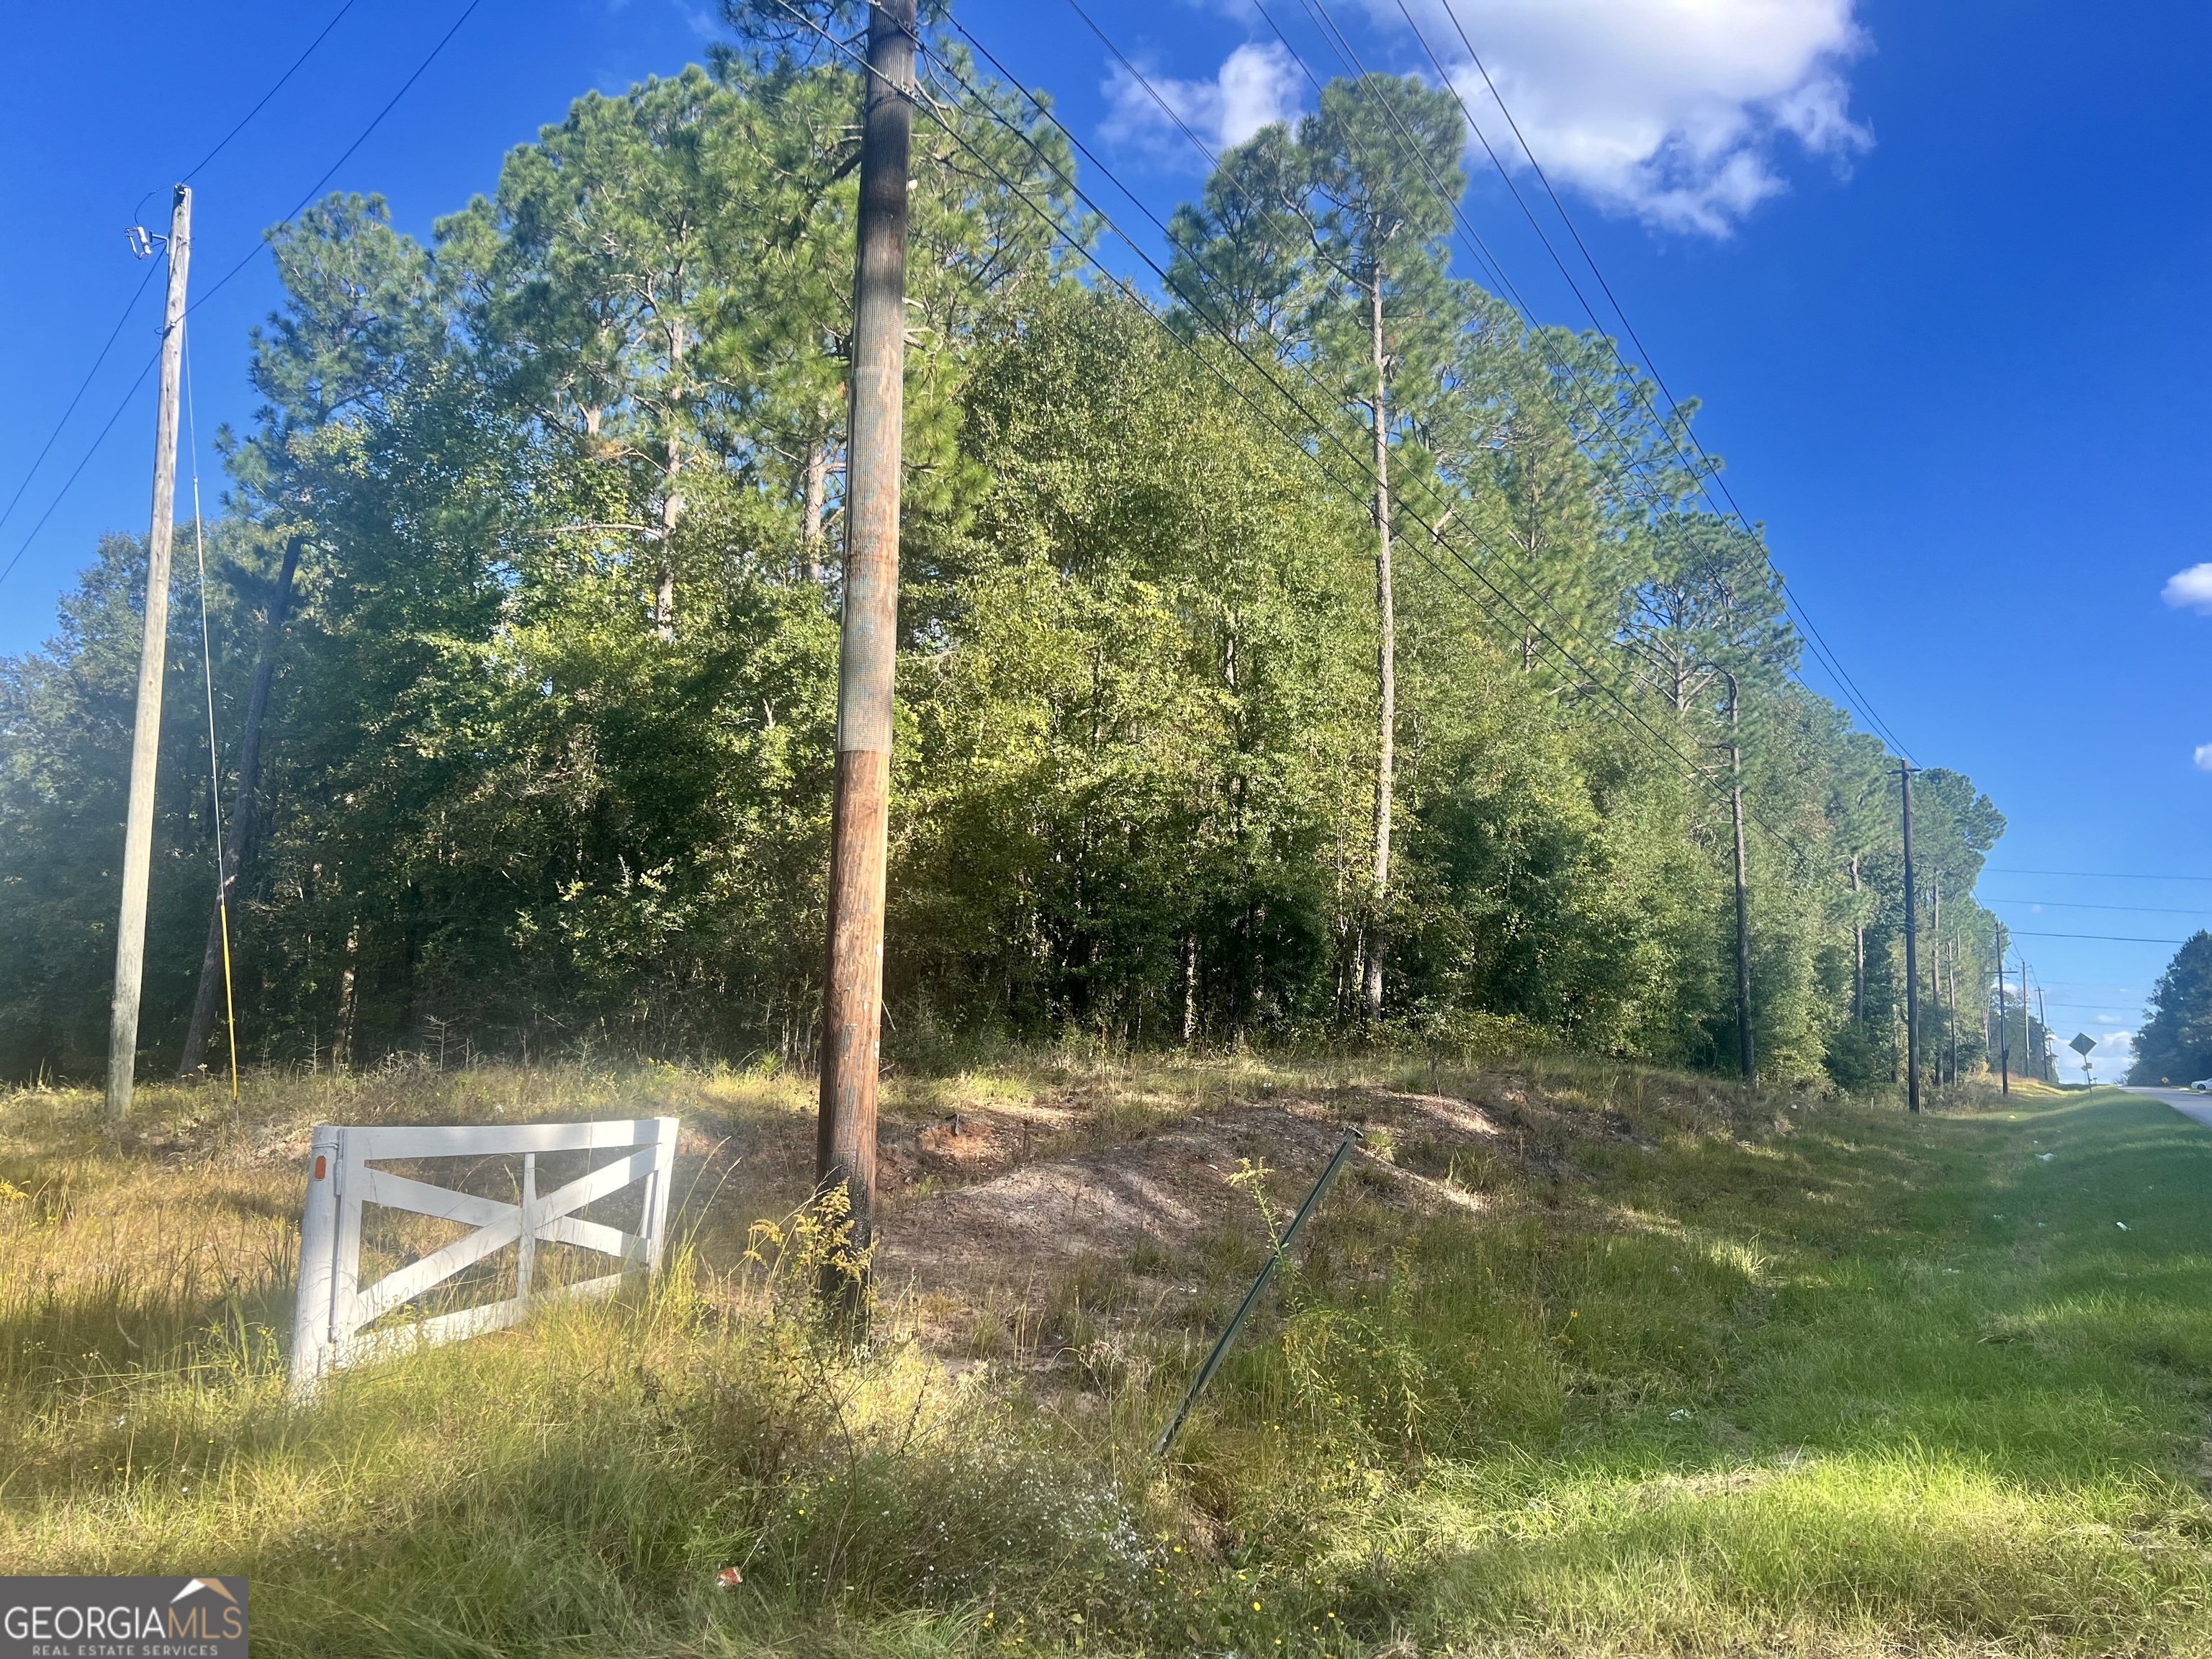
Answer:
[
  {"left": 107, "top": 184, "right": 192, "bottom": 1122},
  {"left": 1722, "top": 671, "right": 1753, "bottom": 1086},
  {"left": 1946, "top": 917, "right": 1960, "bottom": 1086},
  {"left": 1994, "top": 920, "right": 2009, "bottom": 1096},
  {"left": 180, "top": 533, "right": 305, "bottom": 1076},
  {"left": 816, "top": 0, "right": 914, "bottom": 1306},
  {"left": 2038, "top": 984, "right": 2051, "bottom": 1082},
  {"left": 1362, "top": 268, "right": 1395, "bottom": 1024},
  {"left": 1930, "top": 875, "right": 1943, "bottom": 1086},
  {"left": 1849, "top": 853, "right": 1863, "bottom": 1025},
  {"left": 1899, "top": 763, "right": 1920, "bottom": 1113}
]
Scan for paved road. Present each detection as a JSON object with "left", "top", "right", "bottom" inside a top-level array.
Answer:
[{"left": 2120, "top": 1084, "right": 2212, "bottom": 1130}]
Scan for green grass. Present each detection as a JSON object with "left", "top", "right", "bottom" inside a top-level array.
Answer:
[{"left": 4, "top": 1062, "right": 2212, "bottom": 1655}]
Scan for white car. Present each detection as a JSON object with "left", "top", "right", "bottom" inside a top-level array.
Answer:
[{"left": 2190, "top": 1080, "right": 2212, "bottom": 1093}]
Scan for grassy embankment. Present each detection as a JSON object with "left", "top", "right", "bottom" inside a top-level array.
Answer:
[{"left": 4, "top": 1055, "right": 2211, "bottom": 1656}]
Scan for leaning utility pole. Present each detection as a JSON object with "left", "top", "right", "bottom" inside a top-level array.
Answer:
[
  {"left": 816, "top": 0, "right": 914, "bottom": 1308},
  {"left": 107, "top": 184, "right": 192, "bottom": 1123},
  {"left": 1899, "top": 763, "right": 1920, "bottom": 1113},
  {"left": 1723, "top": 672, "right": 1753, "bottom": 1086},
  {"left": 1994, "top": 920, "right": 2009, "bottom": 1096}
]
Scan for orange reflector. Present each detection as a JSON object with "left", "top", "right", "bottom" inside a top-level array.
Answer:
[{"left": 313, "top": 1154, "right": 327, "bottom": 1180}]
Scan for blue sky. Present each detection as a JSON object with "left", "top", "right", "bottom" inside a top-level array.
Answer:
[{"left": 2, "top": 0, "right": 2206, "bottom": 1077}]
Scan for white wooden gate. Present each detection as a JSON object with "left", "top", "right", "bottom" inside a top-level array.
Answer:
[{"left": 289, "top": 1117, "right": 678, "bottom": 1393}]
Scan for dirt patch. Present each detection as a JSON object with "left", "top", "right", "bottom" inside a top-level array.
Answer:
[{"left": 878, "top": 1087, "right": 1514, "bottom": 1306}]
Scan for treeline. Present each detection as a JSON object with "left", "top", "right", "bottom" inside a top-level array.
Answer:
[
  {"left": 0, "top": 24, "right": 2007, "bottom": 1085},
  {"left": 2129, "top": 933, "right": 2212, "bottom": 1084}
]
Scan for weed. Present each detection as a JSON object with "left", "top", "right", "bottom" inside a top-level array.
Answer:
[{"left": 5, "top": 1064, "right": 2212, "bottom": 1655}]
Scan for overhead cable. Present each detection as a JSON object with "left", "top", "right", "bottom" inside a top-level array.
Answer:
[
  {"left": 1984, "top": 897, "right": 2212, "bottom": 917},
  {"left": 1285, "top": 0, "right": 1915, "bottom": 763},
  {"left": 1044, "top": 9, "right": 1723, "bottom": 775},
  {"left": 1987, "top": 867, "right": 2212, "bottom": 883},
  {"left": 0, "top": 0, "right": 483, "bottom": 597},
  {"left": 0, "top": 261, "right": 161, "bottom": 551},
  {"left": 0, "top": 353, "right": 163, "bottom": 590},
  {"left": 181, "top": 0, "right": 364, "bottom": 183},
  {"left": 1403, "top": 0, "right": 1913, "bottom": 760},
  {"left": 800, "top": 1, "right": 1822, "bottom": 863},
  {"left": 188, "top": 0, "right": 486, "bottom": 320}
]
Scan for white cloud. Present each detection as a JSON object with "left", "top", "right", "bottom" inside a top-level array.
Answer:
[
  {"left": 1375, "top": 0, "right": 1871, "bottom": 235},
  {"left": 2163, "top": 562, "right": 2212, "bottom": 613},
  {"left": 1102, "top": 40, "right": 1303, "bottom": 157},
  {"left": 2194, "top": 744, "right": 2212, "bottom": 773}
]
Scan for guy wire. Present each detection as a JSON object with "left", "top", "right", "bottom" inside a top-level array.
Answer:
[{"left": 184, "top": 318, "right": 241, "bottom": 1102}]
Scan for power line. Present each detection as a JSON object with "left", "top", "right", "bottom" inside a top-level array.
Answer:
[
  {"left": 1048, "top": 10, "right": 1725, "bottom": 778},
  {"left": 1984, "top": 896, "right": 2212, "bottom": 917},
  {"left": 937, "top": 13, "right": 1821, "bottom": 863},
  {"left": 181, "top": 0, "right": 362, "bottom": 183},
  {"left": 187, "top": 0, "right": 486, "bottom": 320},
  {"left": 0, "top": 261, "right": 161, "bottom": 548},
  {"left": 1986, "top": 866, "right": 2212, "bottom": 883},
  {"left": 2008, "top": 930, "right": 2189, "bottom": 945},
  {"left": 802, "top": 0, "right": 1808, "bottom": 871},
  {"left": 1, "top": 0, "right": 364, "bottom": 591},
  {"left": 1271, "top": 0, "right": 1910, "bottom": 763},
  {"left": 1215, "top": 0, "right": 1914, "bottom": 769},
  {"left": 919, "top": 10, "right": 1820, "bottom": 863},
  {"left": 0, "top": 353, "right": 163, "bottom": 591},
  {"left": 0, "top": 0, "right": 483, "bottom": 600},
  {"left": 1401, "top": 0, "right": 1916, "bottom": 765}
]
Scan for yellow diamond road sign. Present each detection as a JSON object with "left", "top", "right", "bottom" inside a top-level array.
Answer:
[{"left": 2070, "top": 1033, "right": 2098, "bottom": 1056}]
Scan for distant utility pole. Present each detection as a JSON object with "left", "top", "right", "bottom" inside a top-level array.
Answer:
[
  {"left": 1946, "top": 922, "right": 1961, "bottom": 1087},
  {"left": 1994, "top": 920, "right": 2009, "bottom": 1096},
  {"left": 1929, "top": 874, "right": 1943, "bottom": 1087},
  {"left": 1899, "top": 763, "right": 1920, "bottom": 1113},
  {"left": 107, "top": 184, "right": 192, "bottom": 1123},
  {"left": 1848, "top": 853, "right": 1864, "bottom": 1025},
  {"left": 1723, "top": 671, "right": 1753, "bottom": 1087},
  {"left": 816, "top": 0, "right": 914, "bottom": 1310}
]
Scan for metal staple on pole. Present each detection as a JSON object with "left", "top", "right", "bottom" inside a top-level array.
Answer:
[{"left": 1156, "top": 1125, "right": 1364, "bottom": 1457}]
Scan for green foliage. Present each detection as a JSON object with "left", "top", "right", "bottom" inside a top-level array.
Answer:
[
  {"left": 0, "top": 50, "right": 2005, "bottom": 1088},
  {"left": 11, "top": 1061, "right": 2212, "bottom": 1655},
  {"left": 2128, "top": 930, "right": 2212, "bottom": 1084}
]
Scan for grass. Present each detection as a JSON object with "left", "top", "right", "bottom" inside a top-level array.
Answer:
[{"left": 4, "top": 1054, "right": 2212, "bottom": 1655}]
